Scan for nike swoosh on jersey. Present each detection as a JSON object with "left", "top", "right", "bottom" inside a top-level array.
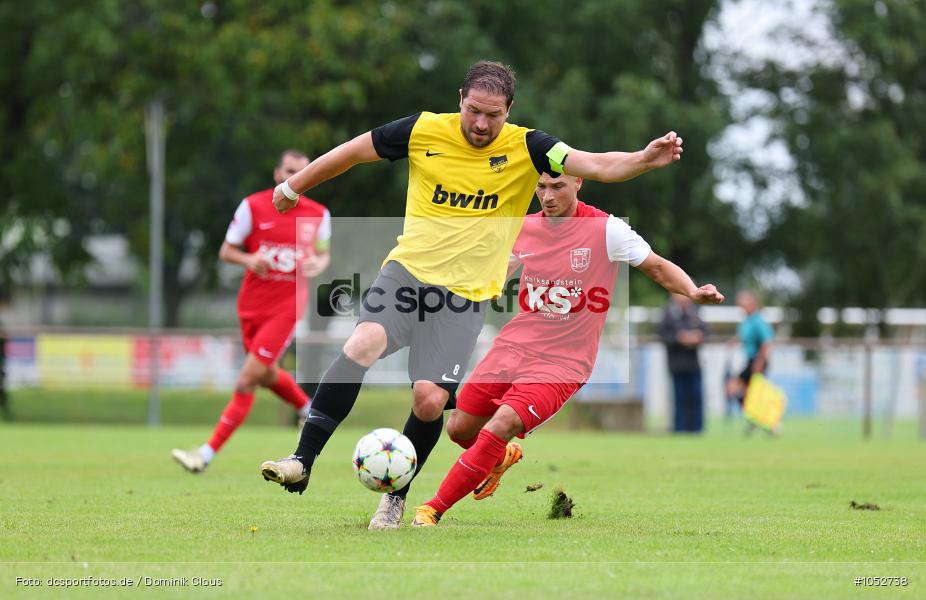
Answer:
[
  {"left": 441, "top": 373, "right": 458, "bottom": 382},
  {"left": 518, "top": 252, "right": 534, "bottom": 259},
  {"left": 257, "top": 347, "right": 274, "bottom": 358},
  {"left": 258, "top": 222, "right": 275, "bottom": 230},
  {"left": 425, "top": 149, "right": 444, "bottom": 157},
  {"left": 527, "top": 405, "right": 541, "bottom": 420}
]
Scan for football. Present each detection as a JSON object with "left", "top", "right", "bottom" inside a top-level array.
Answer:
[{"left": 351, "top": 428, "right": 418, "bottom": 493}]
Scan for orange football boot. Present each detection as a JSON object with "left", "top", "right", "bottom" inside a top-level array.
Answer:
[{"left": 472, "top": 442, "right": 523, "bottom": 500}]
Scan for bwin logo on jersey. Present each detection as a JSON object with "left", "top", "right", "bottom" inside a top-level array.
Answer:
[
  {"left": 431, "top": 184, "right": 499, "bottom": 210},
  {"left": 489, "top": 155, "right": 508, "bottom": 173}
]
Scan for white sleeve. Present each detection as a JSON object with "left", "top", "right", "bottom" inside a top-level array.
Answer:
[
  {"left": 606, "top": 215, "right": 651, "bottom": 266},
  {"left": 225, "top": 199, "right": 252, "bottom": 246},
  {"left": 315, "top": 209, "right": 332, "bottom": 250}
]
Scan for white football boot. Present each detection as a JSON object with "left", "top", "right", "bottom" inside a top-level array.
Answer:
[
  {"left": 368, "top": 494, "right": 406, "bottom": 530},
  {"left": 172, "top": 448, "right": 207, "bottom": 474},
  {"left": 260, "top": 455, "right": 309, "bottom": 494}
]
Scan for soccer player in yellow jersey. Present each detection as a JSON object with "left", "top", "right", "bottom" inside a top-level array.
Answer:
[{"left": 260, "top": 61, "right": 684, "bottom": 529}]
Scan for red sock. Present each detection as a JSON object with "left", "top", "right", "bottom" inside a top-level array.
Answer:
[
  {"left": 207, "top": 391, "right": 255, "bottom": 451},
  {"left": 426, "top": 429, "right": 507, "bottom": 514},
  {"left": 449, "top": 433, "right": 477, "bottom": 449},
  {"left": 450, "top": 434, "right": 505, "bottom": 467},
  {"left": 270, "top": 368, "right": 309, "bottom": 410}
]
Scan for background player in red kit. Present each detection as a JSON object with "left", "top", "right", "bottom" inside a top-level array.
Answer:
[
  {"left": 172, "top": 150, "right": 331, "bottom": 473},
  {"left": 413, "top": 172, "right": 724, "bottom": 525}
]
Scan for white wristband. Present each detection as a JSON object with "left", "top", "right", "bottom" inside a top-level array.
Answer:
[{"left": 280, "top": 180, "right": 299, "bottom": 201}]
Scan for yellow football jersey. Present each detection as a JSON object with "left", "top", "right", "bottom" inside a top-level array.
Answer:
[{"left": 372, "top": 111, "right": 564, "bottom": 301}]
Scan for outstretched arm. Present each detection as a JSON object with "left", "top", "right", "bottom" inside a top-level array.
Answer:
[
  {"left": 636, "top": 251, "right": 724, "bottom": 305},
  {"left": 273, "top": 132, "right": 381, "bottom": 212},
  {"left": 563, "top": 132, "right": 683, "bottom": 183}
]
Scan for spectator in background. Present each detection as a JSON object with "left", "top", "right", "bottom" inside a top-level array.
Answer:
[
  {"left": 659, "top": 294, "right": 709, "bottom": 432},
  {"left": 727, "top": 290, "right": 774, "bottom": 404}
]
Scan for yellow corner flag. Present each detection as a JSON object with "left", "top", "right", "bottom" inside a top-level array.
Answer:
[{"left": 743, "top": 374, "right": 787, "bottom": 432}]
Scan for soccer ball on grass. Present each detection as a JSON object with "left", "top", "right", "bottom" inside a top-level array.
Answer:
[{"left": 351, "top": 428, "right": 417, "bottom": 493}]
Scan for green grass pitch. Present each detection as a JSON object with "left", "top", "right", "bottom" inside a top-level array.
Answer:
[{"left": 1, "top": 389, "right": 924, "bottom": 598}]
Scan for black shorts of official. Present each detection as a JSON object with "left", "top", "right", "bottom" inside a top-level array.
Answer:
[{"left": 357, "top": 261, "right": 488, "bottom": 397}]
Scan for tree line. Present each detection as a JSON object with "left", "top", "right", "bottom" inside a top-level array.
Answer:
[{"left": 1, "top": 0, "right": 923, "bottom": 330}]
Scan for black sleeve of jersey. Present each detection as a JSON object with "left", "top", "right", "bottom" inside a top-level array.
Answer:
[
  {"left": 371, "top": 113, "right": 422, "bottom": 161},
  {"left": 525, "top": 129, "right": 562, "bottom": 176}
]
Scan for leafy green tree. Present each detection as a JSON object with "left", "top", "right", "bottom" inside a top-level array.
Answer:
[
  {"left": 3, "top": 0, "right": 749, "bottom": 325},
  {"left": 0, "top": 2, "right": 97, "bottom": 290},
  {"left": 733, "top": 0, "right": 926, "bottom": 328},
  {"left": 2, "top": 0, "right": 430, "bottom": 325},
  {"left": 465, "top": 0, "right": 747, "bottom": 303}
]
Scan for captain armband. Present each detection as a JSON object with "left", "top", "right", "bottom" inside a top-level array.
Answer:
[{"left": 546, "top": 141, "right": 573, "bottom": 174}]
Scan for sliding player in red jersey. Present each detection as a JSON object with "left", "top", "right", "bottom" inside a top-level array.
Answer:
[
  {"left": 172, "top": 150, "right": 331, "bottom": 473},
  {"left": 412, "top": 172, "right": 724, "bottom": 526}
]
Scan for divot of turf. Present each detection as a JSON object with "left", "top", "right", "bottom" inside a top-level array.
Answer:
[
  {"left": 850, "top": 500, "right": 880, "bottom": 511},
  {"left": 525, "top": 483, "right": 543, "bottom": 493},
  {"left": 548, "top": 488, "right": 575, "bottom": 519}
]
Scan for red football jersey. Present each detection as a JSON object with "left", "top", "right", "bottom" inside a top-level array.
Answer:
[
  {"left": 225, "top": 188, "right": 331, "bottom": 319},
  {"left": 495, "top": 200, "right": 650, "bottom": 381}
]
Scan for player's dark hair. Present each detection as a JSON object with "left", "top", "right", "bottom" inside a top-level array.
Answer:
[
  {"left": 462, "top": 61, "right": 516, "bottom": 107},
  {"left": 278, "top": 149, "right": 310, "bottom": 165}
]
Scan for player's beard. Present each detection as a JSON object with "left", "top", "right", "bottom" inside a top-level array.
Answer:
[{"left": 462, "top": 125, "right": 495, "bottom": 148}]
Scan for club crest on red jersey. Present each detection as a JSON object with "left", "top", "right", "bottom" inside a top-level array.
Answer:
[{"left": 570, "top": 248, "right": 591, "bottom": 273}]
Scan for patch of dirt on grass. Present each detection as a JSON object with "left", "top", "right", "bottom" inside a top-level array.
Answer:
[{"left": 548, "top": 488, "right": 575, "bottom": 519}]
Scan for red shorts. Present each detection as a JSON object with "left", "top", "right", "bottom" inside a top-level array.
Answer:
[
  {"left": 456, "top": 343, "right": 583, "bottom": 437},
  {"left": 239, "top": 313, "right": 297, "bottom": 366}
]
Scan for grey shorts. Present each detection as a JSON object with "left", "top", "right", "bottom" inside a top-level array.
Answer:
[{"left": 357, "top": 261, "right": 488, "bottom": 394}]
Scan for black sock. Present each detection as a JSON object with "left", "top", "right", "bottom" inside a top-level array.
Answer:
[
  {"left": 390, "top": 410, "right": 444, "bottom": 499},
  {"left": 294, "top": 353, "right": 368, "bottom": 469}
]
